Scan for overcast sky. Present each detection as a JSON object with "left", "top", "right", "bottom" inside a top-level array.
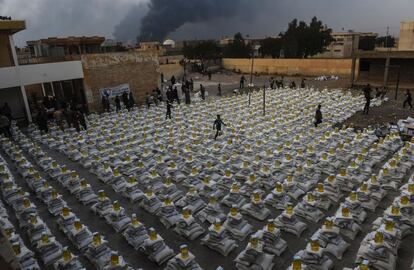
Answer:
[{"left": 1, "top": 0, "right": 413, "bottom": 47}]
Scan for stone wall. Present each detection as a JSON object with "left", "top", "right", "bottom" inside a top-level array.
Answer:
[
  {"left": 81, "top": 52, "right": 159, "bottom": 111},
  {"left": 159, "top": 63, "right": 184, "bottom": 80},
  {"left": 222, "top": 58, "right": 359, "bottom": 77}
]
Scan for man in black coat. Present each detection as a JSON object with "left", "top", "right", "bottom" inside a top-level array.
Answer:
[
  {"left": 314, "top": 105, "right": 323, "bottom": 127},
  {"left": 213, "top": 114, "right": 226, "bottom": 140}
]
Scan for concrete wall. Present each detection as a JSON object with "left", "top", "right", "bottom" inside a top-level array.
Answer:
[
  {"left": 159, "top": 63, "right": 184, "bottom": 80},
  {"left": 0, "top": 33, "right": 13, "bottom": 67},
  {"left": 81, "top": 52, "right": 159, "bottom": 111},
  {"left": 0, "top": 61, "right": 84, "bottom": 89},
  {"left": 222, "top": 58, "right": 358, "bottom": 77}
]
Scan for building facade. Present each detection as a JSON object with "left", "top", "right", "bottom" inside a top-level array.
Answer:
[
  {"left": 315, "top": 32, "right": 377, "bottom": 59},
  {"left": 0, "top": 20, "right": 85, "bottom": 122},
  {"left": 81, "top": 52, "right": 159, "bottom": 112},
  {"left": 0, "top": 20, "right": 164, "bottom": 122},
  {"left": 398, "top": 21, "right": 414, "bottom": 51}
]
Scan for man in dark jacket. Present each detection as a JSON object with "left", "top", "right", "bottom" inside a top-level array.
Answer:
[
  {"left": 128, "top": 92, "right": 135, "bottom": 110},
  {"left": 0, "top": 113, "right": 11, "bottom": 137},
  {"left": 363, "top": 84, "right": 372, "bottom": 115},
  {"left": 2, "top": 102, "right": 12, "bottom": 120},
  {"left": 122, "top": 92, "right": 129, "bottom": 109},
  {"left": 184, "top": 88, "right": 191, "bottom": 105},
  {"left": 115, "top": 96, "right": 121, "bottom": 112},
  {"left": 37, "top": 109, "right": 49, "bottom": 134},
  {"left": 200, "top": 84, "right": 206, "bottom": 100},
  {"left": 240, "top": 75, "right": 246, "bottom": 89},
  {"left": 213, "top": 114, "right": 226, "bottom": 140},
  {"left": 166, "top": 101, "right": 173, "bottom": 120},
  {"left": 314, "top": 105, "right": 323, "bottom": 127},
  {"left": 403, "top": 89, "right": 412, "bottom": 109}
]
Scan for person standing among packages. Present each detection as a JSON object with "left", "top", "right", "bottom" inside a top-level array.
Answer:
[
  {"left": 314, "top": 104, "right": 323, "bottom": 127},
  {"left": 363, "top": 84, "right": 372, "bottom": 115},
  {"left": 213, "top": 114, "right": 226, "bottom": 140},
  {"left": 403, "top": 89, "right": 412, "bottom": 109}
]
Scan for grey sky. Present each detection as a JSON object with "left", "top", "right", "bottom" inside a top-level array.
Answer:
[{"left": 1, "top": 0, "right": 412, "bottom": 47}]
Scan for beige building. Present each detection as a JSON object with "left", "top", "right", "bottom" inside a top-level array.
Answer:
[
  {"left": 398, "top": 21, "right": 414, "bottom": 51},
  {"left": 316, "top": 32, "right": 377, "bottom": 58}
]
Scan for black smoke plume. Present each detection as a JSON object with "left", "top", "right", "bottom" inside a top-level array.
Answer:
[{"left": 138, "top": 0, "right": 246, "bottom": 42}]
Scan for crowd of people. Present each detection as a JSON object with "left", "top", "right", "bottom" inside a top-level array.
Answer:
[
  {"left": 362, "top": 84, "right": 412, "bottom": 115},
  {"left": 36, "top": 102, "right": 88, "bottom": 134},
  {"left": 102, "top": 91, "right": 135, "bottom": 112},
  {"left": 3, "top": 71, "right": 413, "bottom": 140}
]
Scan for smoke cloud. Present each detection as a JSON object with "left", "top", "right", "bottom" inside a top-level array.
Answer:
[
  {"left": 114, "top": 3, "right": 149, "bottom": 44},
  {"left": 2, "top": 0, "right": 413, "bottom": 47},
  {"left": 137, "top": 0, "right": 249, "bottom": 42}
]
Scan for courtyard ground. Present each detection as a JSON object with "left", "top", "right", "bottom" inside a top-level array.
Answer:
[{"left": 191, "top": 71, "right": 413, "bottom": 130}]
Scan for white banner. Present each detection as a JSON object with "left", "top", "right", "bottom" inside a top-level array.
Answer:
[{"left": 100, "top": 83, "right": 130, "bottom": 98}]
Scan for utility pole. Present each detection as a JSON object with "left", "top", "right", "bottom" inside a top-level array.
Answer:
[
  {"left": 383, "top": 26, "right": 391, "bottom": 89},
  {"left": 248, "top": 52, "right": 254, "bottom": 106},
  {"left": 385, "top": 26, "right": 389, "bottom": 48},
  {"left": 263, "top": 85, "right": 266, "bottom": 116},
  {"left": 350, "top": 33, "right": 357, "bottom": 88},
  {"left": 249, "top": 56, "right": 254, "bottom": 85},
  {"left": 395, "top": 66, "right": 401, "bottom": 100}
]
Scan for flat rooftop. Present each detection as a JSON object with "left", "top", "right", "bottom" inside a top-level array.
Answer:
[
  {"left": 27, "top": 36, "right": 105, "bottom": 46},
  {"left": 0, "top": 20, "right": 25, "bottom": 34}
]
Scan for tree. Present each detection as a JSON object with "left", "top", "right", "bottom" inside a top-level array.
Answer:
[
  {"left": 305, "top": 17, "right": 334, "bottom": 57},
  {"left": 223, "top": 33, "right": 252, "bottom": 58},
  {"left": 182, "top": 41, "right": 221, "bottom": 60},
  {"left": 358, "top": 36, "right": 376, "bottom": 51},
  {"left": 259, "top": 37, "right": 282, "bottom": 58},
  {"left": 375, "top": 35, "right": 396, "bottom": 48},
  {"left": 279, "top": 17, "right": 333, "bottom": 58}
]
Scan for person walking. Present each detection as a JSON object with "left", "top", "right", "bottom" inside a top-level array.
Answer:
[
  {"left": 0, "top": 113, "right": 11, "bottom": 137},
  {"left": 314, "top": 105, "right": 323, "bottom": 127},
  {"left": 240, "top": 75, "right": 246, "bottom": 89},
  {"left": 173, "top": 86, "right": 180, "bottom": 104},
  {"left": 75, "top": 110, "right": 87, "bottom": 131},
  {"left": 166, "top": 101, "right": 173, "bottom": 120},
  {"left": 2, "top": 102, "right": 12, "bottom": 120},
  {"left": 213, "top": 114, "right": 226, "bottom": 140},
  {"left": 217, "top": 84, "right": 222, "bottom": 96},
  {"left": 101, "top": 95, "right": 110, "bottom": 112},
  {"left": 200, "top": 84, "right": 206, "bottom": 100},
  {"left": 403, "top": 89, "right": 412, "bottom": 109},
  {"left": 122, "top": 92, "right": 129, "bottom": 109},
  {"left": 36, "top": 109, "right": 49, "bottom": 134},
  {"left": 128, "top": 92, "right": 135, "bottom": 110},
  {"left": 363, "top": 84, "right": 372, "bottom": 115},
  {"left": 300, "top": 79, "right": 306, "bottom": 89},
  {"left": 184, "top": 88, "right": 191, "bottom": 105},
  {"left": 115, "top": 95, "right": 121, "bottom": 112}
]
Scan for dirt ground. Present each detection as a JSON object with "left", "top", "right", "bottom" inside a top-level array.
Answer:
[{"left": 191, "top": 71, "right": 414, "bottom": 129}]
